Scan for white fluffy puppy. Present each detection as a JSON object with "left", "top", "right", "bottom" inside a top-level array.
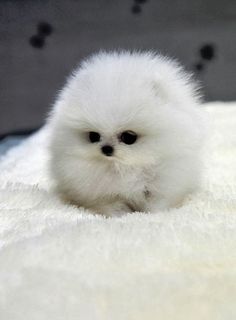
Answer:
[{"left": 48, "top": 50, "right": 205, "bottom": 216}]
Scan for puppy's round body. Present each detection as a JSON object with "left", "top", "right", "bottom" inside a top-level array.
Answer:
[{"left": 48, "top": 51, "right": 205, "bottom": 216}]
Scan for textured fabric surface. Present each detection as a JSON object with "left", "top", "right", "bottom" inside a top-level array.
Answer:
[{"left": 0, "top": 102, "right": 236, "bottom": 319}]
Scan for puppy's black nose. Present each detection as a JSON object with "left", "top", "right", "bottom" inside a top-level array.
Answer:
[{"left": 101, "top": 145, "right": 114, "bottom": 156}]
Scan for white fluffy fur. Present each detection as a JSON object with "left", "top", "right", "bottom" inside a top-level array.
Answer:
[
  {"left": 48, "top": 51, "right": 206, "bottom": 215},
  {"left": 0, "top": 102, "right": 236, "bottom": 319}
]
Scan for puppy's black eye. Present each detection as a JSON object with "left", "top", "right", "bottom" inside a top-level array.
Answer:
[
  {"left": 89, "top": 131, "right": 100, "bottom": 143},
  {"left": 120, "top": 131, "right": 137, "bottom": 145}
]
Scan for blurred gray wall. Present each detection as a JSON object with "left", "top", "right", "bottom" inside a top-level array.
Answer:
[{"left": 1, "top": 0, "right": 236, "bottom": 135}]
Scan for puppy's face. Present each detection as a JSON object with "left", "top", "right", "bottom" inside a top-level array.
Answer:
[
  {"left": 50, "top": 52, "right": 194, "bottom": 172},
  {"left": 53, "top": 73, "right": 164, "bottom": 170},
  {"left": 72, "top": 124, "right": 157, "bottom": 168}
]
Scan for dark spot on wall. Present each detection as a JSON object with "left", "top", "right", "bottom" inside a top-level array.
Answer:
[
  {"left": 195, "top": 62, "right": 204, "bottom": 71},
  {"left": 29, "top": 35, "right": 45, "bottom": 48},
  {"left": 193, "top": 43, "right": 216, "bottom": 73},
  {"left": 131, "top": 4, "right": 142, "bottom": 14},
  {"left": 29, "top": 21, "right": 53, "bottom": 49},
  {"left": 37, "top": 22, "right": 53, "bottom": 36},
  {"left": 200, "top": 44, "right": 215, "bottom": 60}
]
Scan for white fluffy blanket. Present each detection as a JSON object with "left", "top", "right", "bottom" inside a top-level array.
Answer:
[{"left": 0, "top": 102, "right": 236, "bottom": 319}]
